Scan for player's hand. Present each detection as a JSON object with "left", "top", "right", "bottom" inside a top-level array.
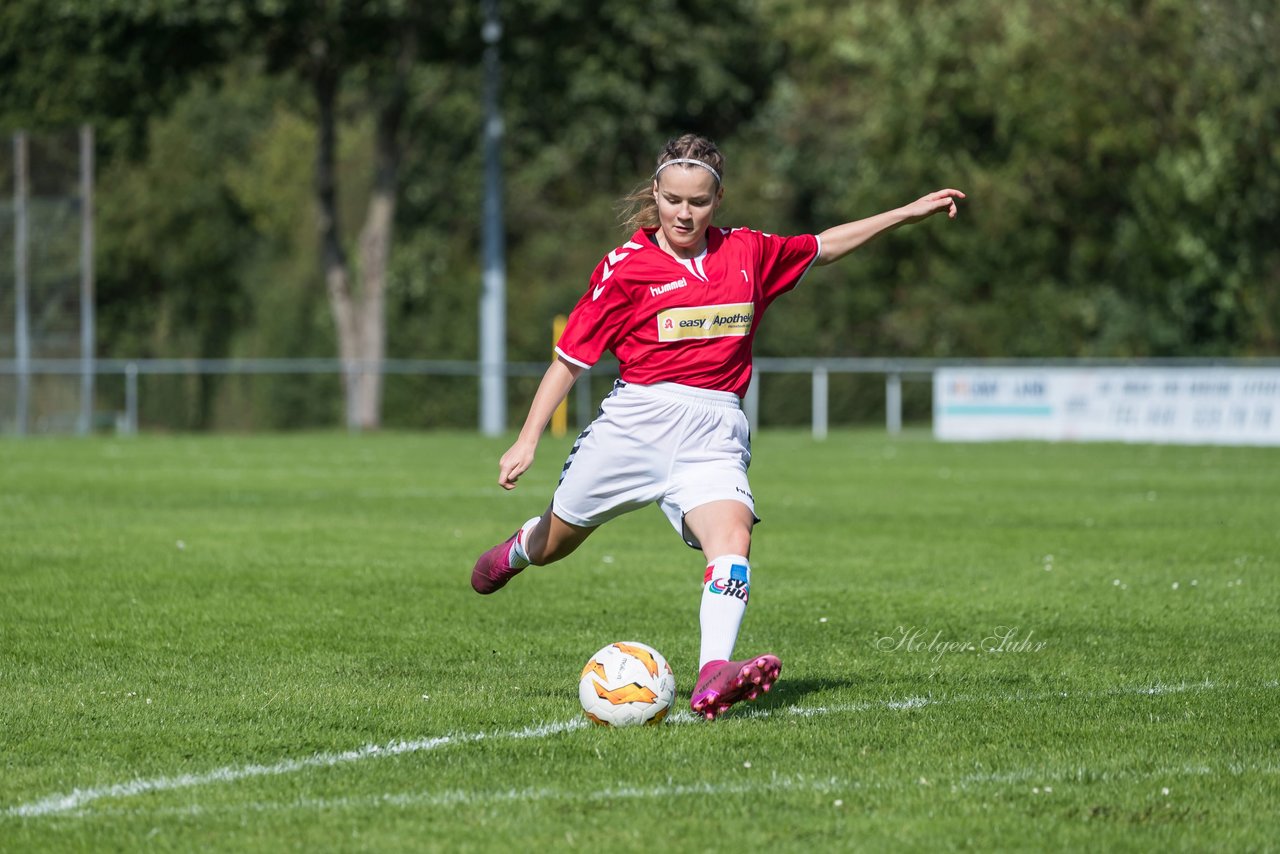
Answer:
[
  {"left": 498, "top": 440, "right": 537, "bottom": 490},
  {"left": 902, "top": 188, "right": 965, "bottom": 223}
]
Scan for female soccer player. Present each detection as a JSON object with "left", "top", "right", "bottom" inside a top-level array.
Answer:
[{"left": 472, "top": 134, "right": 963, "bottom": 720}]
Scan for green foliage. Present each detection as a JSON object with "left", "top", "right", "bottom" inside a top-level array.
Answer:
[
  {"left": 751, "top": 0, "right": 1280, "bottom": 361},
  {"left": 1117, "top": 0, "right": 1280, "bottom": 354},
  {"left": 467, "top": 0, "right": 786, "bottom": 364},
  {"left": 93, "top": 78, "right": 253, "bottom": 426},
  {"left": 0, "top": 0, "right": 233, "bottom": 153},
  {"left": 502, "top": 0, "right": 781, "bottom": 180},
  {"left": 3, "top": 0, "right": 1278, "bottom": 428}
]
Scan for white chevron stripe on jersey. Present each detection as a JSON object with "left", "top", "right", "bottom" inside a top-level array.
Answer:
[
  {"left": 595, "top": 240, "right": 645, "bottom": 300},
  {"left": 605, "top": 241, "right": 643, "bottom": 268}
]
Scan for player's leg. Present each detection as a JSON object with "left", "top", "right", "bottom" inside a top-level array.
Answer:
[
  {"left": 665, "top": 388, "right": 779, "bottom": 718},
  {"left": 523, "top": 507, "right": 595, "bottom": 564},
  {"left": 685, "top": 498, "right": 754, "bottom": 564},
  {"left": 632, "top": 384, "right": 781, "bottom": 719},
  {"left": 471, "top": 506, "right": 597, "bottom": 594},
  {"left": 473, "top": 381, "right": 663, "bottom": 595},
  {"left": 682, "top": 499, "right": 780, "bottom": 718},
  {"left": 685, "top": 499, "right": 756, "bottom": 674}
]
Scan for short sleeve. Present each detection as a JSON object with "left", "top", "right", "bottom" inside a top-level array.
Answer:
[
  {"left": 757, "top": 232, "right": 820, "bottom": 302},
  {"left": 554, "top": 257, "right": 635, "bottom": 369}
]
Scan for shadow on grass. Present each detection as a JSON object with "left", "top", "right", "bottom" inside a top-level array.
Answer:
[
  {"left": 713, "top": 671, "right": 984, "bottom": 718},
  {"left": 742, "top": 676, "right": 861, "bottom": 711}
]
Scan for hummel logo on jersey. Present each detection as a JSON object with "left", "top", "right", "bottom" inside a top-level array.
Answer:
[
  {"left": 649, "top": 277, "right": 689, "bottom": 298},
  {"left": 593, "top": 240, "right": 643, "bottom": 300}
]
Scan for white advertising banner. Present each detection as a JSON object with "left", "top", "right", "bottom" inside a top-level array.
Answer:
[{"left": 934, "top": 367, "right": 1280, "bottom": 446}]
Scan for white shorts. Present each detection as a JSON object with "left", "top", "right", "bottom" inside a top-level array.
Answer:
[{"left": 553, "top": 381, "right": 756, "bottom": 549}]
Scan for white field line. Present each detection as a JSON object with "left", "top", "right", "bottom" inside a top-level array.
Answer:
[
  {"left": 62, "top": 775, "right": 850, "bottom": 820},
  {"left": 2, "top": 678, "right": 1267, "bottom": 820},
  {"left": 4, "top": 719, "right": 581, "bottom": 820},
  {"left": 61, "top": 759, "right": 1280, "bottom": 822}
]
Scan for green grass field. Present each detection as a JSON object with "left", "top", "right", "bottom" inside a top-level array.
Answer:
[{"left": 2, "top": 430, "right": 1277, "bottom": 852}]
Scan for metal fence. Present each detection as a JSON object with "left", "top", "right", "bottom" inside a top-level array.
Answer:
[{"left": 5, "top": 356, "right": 1280, "bottom": 437}]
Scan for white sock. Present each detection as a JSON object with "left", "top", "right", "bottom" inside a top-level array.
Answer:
[
  {"left": 698, "top": 555, "right": 750, "bottom": 670},
  {"left": 508, "top": 516, "right": 541, "bottom": 568}
]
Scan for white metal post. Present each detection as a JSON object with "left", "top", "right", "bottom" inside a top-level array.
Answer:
[
  {"left": 79, "top": 125, "right": 95, "bottom": 435},
  {"left": 478, "top": 0, "right": 507, "bottom": 436},
  {"left": 124, "top": 362, "right": 138, "bottom": 436},
  {"left": 886, "top": 372, "right": 903, "bottom": 436},
  {"left": 13, "top": 131, "right": 30, "bottom": 436},
  {"left": 812, "top": 364, "right": 828, "bottom": 440}
]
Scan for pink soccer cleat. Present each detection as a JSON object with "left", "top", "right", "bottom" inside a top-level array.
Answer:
[
  {"left": 690, "top": 654, "right": 781, "bottom": 720},
  {"left": 470, "top": 531, "right": 524, "bottom": 594}
]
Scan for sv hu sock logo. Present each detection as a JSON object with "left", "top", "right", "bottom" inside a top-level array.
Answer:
[{"left": 707, "top": 564, "right": 750, "bottom": 602}]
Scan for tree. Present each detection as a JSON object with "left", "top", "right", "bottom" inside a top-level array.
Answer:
[
  {"left": 0, "top": 1, "right": 233, "bottom": 153},
  {"left": 95, "top": 74, "right": 276, "bottom": 427},
  {"left": 493, "top": 0, "right": 784, "bottom": 362},
  {"left": 239, "top": 1, "right": 472, "bottom": 430},
  {"left": 751, "top": 0, "right": 1280, "bottom": 360},
  {"left": 6, "top": 0, "right": 783, "bottom": 429}
]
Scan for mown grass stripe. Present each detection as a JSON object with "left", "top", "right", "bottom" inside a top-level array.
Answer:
[{"left": 7, "top": 678, "right": 1262, "bottom": 820}]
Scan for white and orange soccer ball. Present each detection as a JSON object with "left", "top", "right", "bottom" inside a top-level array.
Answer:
[{"left": 578, "top": 641, "right": 676, "bottom": 727}]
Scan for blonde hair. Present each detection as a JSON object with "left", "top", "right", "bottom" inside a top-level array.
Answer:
[{"left": 617, "top": 133, "right": 724, "bottom": 232}]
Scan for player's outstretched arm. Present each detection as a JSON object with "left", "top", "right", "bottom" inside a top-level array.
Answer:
[
  {"left": 498, "top": 356, "right": 584, "bottom": 490},
  {"left": 814, "top": 189, "right": 965, "bottom": 267}
]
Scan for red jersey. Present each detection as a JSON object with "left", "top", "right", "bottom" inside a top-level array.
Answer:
[{"left": 554, "top": 226, "right": 820, "bottom": 398}]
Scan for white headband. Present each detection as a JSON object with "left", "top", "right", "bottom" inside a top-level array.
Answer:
[{"left": 654, "top": 158, "right": 721, "bottom": 185}]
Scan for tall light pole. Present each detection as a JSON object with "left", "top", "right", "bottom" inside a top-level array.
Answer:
[
  {"left": 79, "top": 124, "right": 95, "bottom": 436},
  {"left": 478, "top": 0, "right": 507, "bottom": 436},
  {"left": 13, "top": 131, "right": 30, "bottom": 436}
]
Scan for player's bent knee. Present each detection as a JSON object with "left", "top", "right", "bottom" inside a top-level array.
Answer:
[
  {"left": 702, "top": 531, "right": 752, "bottom": 563},
  {"left": 685, "top": 499, "right": 755, "bottom": 560}
]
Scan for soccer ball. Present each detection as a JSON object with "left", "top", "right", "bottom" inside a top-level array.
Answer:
[{"left": 578, "top": 641, "right": 676, "bottom": 727}]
